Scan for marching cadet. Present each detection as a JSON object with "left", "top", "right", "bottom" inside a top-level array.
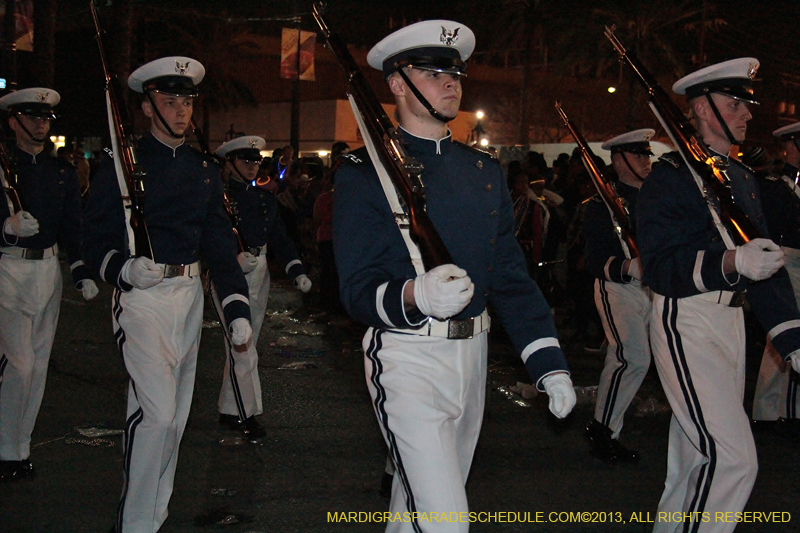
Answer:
[
  {"left": 213, "top": 135, "right": 311, "bottom": 442},
  {"left": 82, "top": 57, "right": 252, "bottom": 533},
  {"left": 0, "top": 88, "right": 98, "bottom": 482},
  {"left": 583, "top": 129, "right": 654, "bottom": 463},
  {"left": 637, "top": 59, "right": 800, "bottom": 532},
  {"left": 333, "top": 20, "right": 576, "bottom": 532},
  {"left": 752, "top": 121, "right": 800, "bottom": 433}
]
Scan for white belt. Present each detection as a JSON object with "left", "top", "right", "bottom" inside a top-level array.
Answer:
[
  {"left": 389, "top": 309, "right": 491, "bottom": 339},
  {"left": 158, "top": 261, "right": 201, "bottom": 278},
  {"left": 693, "top": 290, "right": 746, "bottom": 308},
  {"left": 0, "top": 244, "right": 58, "bottom": 260}
]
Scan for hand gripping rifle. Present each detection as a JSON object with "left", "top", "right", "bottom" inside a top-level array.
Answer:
[
  {"left": 604, "top": 26, "right": 760, "bottom": 247},
  {"left": 90, "top": 1, "right": 153, "bottom": 259},
  {"left": 555, "top": 102, "right": 639, "bottom": 259},
  {"left": 312, "top": 2, "right": 453, "bottom": 271},
  {"left": 189, "top": 118, "right": 247, "bottom": 254},
  {"left": 0, "top": 126, "right": 22, "bottom": 213}
]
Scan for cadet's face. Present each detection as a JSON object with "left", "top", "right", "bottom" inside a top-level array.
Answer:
[
  {"left": 143, "top": 93, "right": 194, "bottom": 137},
  {"left": 617, "top": 152, "right": 652, "bottom": 180},
  {"left": 10, "top": 113, "right": 51, "bottom": 143},
  {"left": 232, "top": 158, "right": 260, "bottom": 181},
  {"left": 707, "top": 93, "right": 752, "bottom": 144},
  {"left": 404, "top": 68, "right": 462, "bottom": 119}
]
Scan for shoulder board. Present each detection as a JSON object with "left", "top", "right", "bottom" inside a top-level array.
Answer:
[
  {"left": 657, "top": 152, "right": 682, "bottom": 169},
  {"left": 453, "top": 140, "right": 498, "bottom": 160},
  {"left": 342, "top": 152, "right": 364, "bottom": 165}
]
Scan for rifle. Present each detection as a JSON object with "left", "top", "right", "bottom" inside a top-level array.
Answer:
[
  {"left": 604, "top": 25, "right": 760, "bottom": 246},
  {"left": 90, "top": 1, "right": 153, "bottom": 259},
  {"left": 312, "top": 2, "right": 453, "bottom": 270},
  {"left": 555, "top": 102, "right": 639, "bottom": 259},
  {"left": 0, "top": 127, "right": 22, "bottom": 213},
  {"left": 189, "top": 118, "right": 247, "bottom": 253}
]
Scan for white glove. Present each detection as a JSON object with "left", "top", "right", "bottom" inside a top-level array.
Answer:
[
  {"left": 542, "top": 373, "right": 576, "bottom": 419},
  {"left": 4, "top": 211, "right": 39, "bottom": 237},
  {"left": 294, "top": 274, "right": 312, "bottom": 293},
  {"left": 121, "top": 257, "right": 164, "bottom": 290},
  {"left": 413, "top": 264, "right": 474, "bottom": 319},
  {"left": 80, "top": 279, "right": 99, "bottom": 301},
  {"left": 791, "top": 352, "right": 800, "bottom": 374},
  {"left": 237, "top": 252, "right": 258, "bottom": 274},
  {"left": 734, "top": 238, "right": 784, "bottom": 281},
  {"left": 229, "top": 317, "right": 252, "bottom": 347},
  {"left": 626, "top": 257, "right": 643, "bottom": 281}
]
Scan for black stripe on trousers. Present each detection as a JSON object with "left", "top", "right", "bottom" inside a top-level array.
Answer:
[
  {"left": 788, "top": 369, "right": 799, "bottom": 419},
  {"left": 662, "top": 298, "right": 716, "bottom": 533},
  {"left": 210, "top": 283, "right": 248, "bottom": 421},
  {"left": 0, "top": 354, "right": 7, "bottom": 396},
  {"left": 365, "top": 329, "right": 423, "bottom": 533},
  {"left": 598, "top": 280, "right": 628, "bottom": 427},
  {"left": 112, "top": 291, "right": 145, "bottom": 533}
]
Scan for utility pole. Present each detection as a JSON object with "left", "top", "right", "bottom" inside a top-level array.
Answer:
[{"left": 290, "top": 1, "right": 300, "bottom": 156}]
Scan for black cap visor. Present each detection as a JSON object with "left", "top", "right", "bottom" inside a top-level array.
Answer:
[
  {"left": 143, "top": 75, "right": 199, "bottom": 97},
  {"left": 384, "top": 47, "right": 466, "bottom": 77},
  {"left": 612, "top": 142, "right": 653, "bottom": 156},
  {"left": 10, "top": 103, "right": 56, "bottom": 119},
  {"left": 685, "top": 78, "right": 759, "bottom": 105},
  {"left": 228, "top": 148, "right": 263, "bottom": 162}
]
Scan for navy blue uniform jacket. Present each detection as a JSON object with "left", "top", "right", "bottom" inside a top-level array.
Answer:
[
  {"left": 1, "top": 146, "right": 92, "bottom": 288},
  {"left": 583, "top": 180, "right": 639, "bottom": 283},
  {"left": 82, "top": 133, "right": 250, "bottom": 325},
  {"left": 226, "top": 177, "right": 305, "bottom": 279},
  {"left": 758, "top": 164, "right": 800, "bottom": 249},
  {"left": 333, "top": 129, "right": 568, "bottom": 387},
  {"left": 637, "top": 152, "right": 800, "bottom": 360}
]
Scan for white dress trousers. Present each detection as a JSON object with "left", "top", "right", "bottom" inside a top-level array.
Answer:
[
  {"left": 211, "top": 254, "right": 269, "bottom": 419},
  {"left": 650, "top": 293, "right": 756, "bottom": 533},
  {"left": 363, "top": 328, "right": 487, "bottom": 533},
  {"left": 593, "top": 278, "right": 653, "bottom": 437},
  {"left": 0, "top": 255, "right": 62, "bottom": 461},
  {"left": 112, "top": 276, "right": 203, "bottom": 533}
]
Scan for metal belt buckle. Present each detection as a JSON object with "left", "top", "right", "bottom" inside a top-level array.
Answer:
[
  {"left": 23, "top": 249, "right": 44, "bottom": 260},
  {"left": 163, "top": 264, "right": 182, "bottom": 278},
  {"left": 448, "top": 317, "right": 474, "bottom": 339},
  {"left": 729, "top": 290, "right": 746, "bottom": 308}
]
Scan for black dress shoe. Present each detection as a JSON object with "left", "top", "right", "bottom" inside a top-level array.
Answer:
[
  {"left": 242, "top": 416, "right": 266, "bottom": 443},
  {"left": 219, "top": 413, "right": 244, "bottom": 431},
  {"left": 586, "top": 419, "right": 640, "bottom": 463}
]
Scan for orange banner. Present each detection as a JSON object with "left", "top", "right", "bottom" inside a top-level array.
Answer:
[{"left": 280, "top": 28, "right": 316, "bottom": 81}]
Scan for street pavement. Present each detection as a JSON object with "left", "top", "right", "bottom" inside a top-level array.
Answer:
[{"left": 1, "top": 260, "right": 798, "bottom": 532}]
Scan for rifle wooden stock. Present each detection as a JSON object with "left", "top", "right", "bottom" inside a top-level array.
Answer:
[
  {"left": 189, "top": 119, "right": 246, "bottom": 253},
  {"left": 312, "top": 2, "right": 453, "bottom": 270},
  {"left": 90, "top": 1, "right": 153, "bottom": 258},
  {"left": 555, "top": 102, "right": 639, "bottom": 259},
  {"left": 604, "top": 25, "right": 760, "bottom": 245}
]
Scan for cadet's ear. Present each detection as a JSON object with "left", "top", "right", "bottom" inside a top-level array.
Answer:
[
  {"left": 387, "top": 72, "right": 406, "bottom": 97},
  {"left": 141, "top": 99, "right": 153, "bottom": 118}
]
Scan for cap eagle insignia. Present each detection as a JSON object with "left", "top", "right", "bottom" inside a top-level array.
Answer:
[
  {"left": 175, "top": 60, "right": 190, "bottom": 75},
  {"left": 248, "top": 138, "right": 259, "bottom": 149},
  {"left": 748, "top": 63, "right": 758, "bottom": 79},
  {"left": 440, "top": 27, "right": 460, "bottom": 46},
  {"left": 36, "top": 91, "right": 49, "bottom": 102}
]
